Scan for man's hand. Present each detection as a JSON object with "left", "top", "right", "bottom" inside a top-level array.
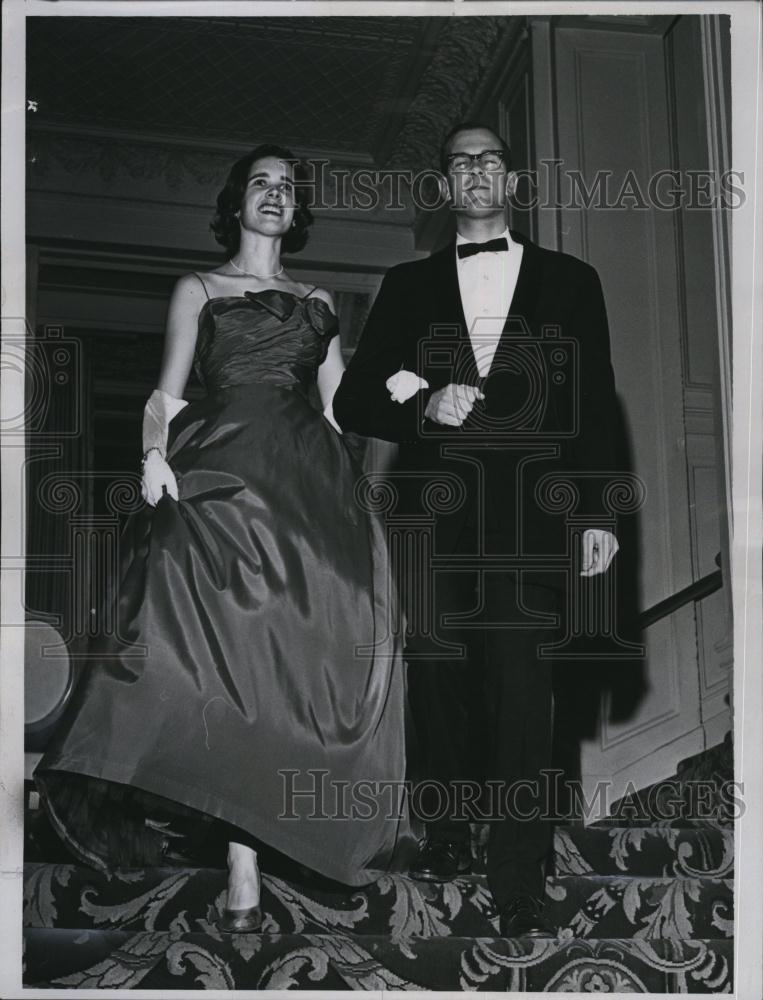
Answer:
[
  {"left": 424, "top": 384, "right": 484, "bottom": 426},
  {"left": 580, "top": 529, "right": 619, "bottom": 576}
]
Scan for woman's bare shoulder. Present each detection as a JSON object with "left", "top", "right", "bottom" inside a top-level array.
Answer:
[
  {"left": 166, "top": 273, "right": 213, "bottom": 322},
  {"left": 308, "top": 286, "right": 336, "bottom": 315},
  {"left": 174, "top": 270, "right": 229, "bottom": 302},
  {"left": 175, "top": 272, "right": 209, "bottom": 294}
]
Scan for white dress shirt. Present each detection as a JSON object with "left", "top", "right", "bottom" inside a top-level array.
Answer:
[{"left": 455, "top": 227, "right": 523, "bottom": 377}]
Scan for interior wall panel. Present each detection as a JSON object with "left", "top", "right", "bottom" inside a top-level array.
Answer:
[
  {"left": 553, "top": 25, "right": 704, "bottom": 806},
  {"left": 668, "top": 14, "right": 732, "bottom": 744}
]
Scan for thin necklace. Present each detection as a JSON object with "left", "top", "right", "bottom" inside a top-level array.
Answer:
[{"left": 228, "top": 258, "right": 284, "bottom": 280}]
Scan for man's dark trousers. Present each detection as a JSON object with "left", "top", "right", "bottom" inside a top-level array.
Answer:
[{"left": 405, "top": 499, "right": 560, "bottom": 906}]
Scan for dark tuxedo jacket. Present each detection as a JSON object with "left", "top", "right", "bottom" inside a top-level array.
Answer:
[{"left": 333, "top": 230, "right": 621, "bottom": 564}]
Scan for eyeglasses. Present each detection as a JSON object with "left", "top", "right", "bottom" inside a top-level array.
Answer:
[{"left": 446, "top": 149, "right": 505, "bottom": 173}]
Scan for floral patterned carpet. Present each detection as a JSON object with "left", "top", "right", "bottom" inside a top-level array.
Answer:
[{"left": 23, "top": 817, "right": 733, "bottom": 991}]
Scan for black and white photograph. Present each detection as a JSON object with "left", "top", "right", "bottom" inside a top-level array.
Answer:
[{"left": 1, "top": 1, "right": 761, "bottom": 996}]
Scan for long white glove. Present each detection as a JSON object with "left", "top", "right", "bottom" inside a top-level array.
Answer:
[{"left": 141, "top": 388, "right": 188, "bottom": 506}]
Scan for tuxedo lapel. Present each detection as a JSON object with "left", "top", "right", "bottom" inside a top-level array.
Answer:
[
  {"left": 430, "top": 244, "right": 468, "bottom": 331},
  {"left": 425, "top": 245, "right": 478, "bottom": 384},
  {"left": 503, "top": 230, "right": 542, "bottom": 332}
]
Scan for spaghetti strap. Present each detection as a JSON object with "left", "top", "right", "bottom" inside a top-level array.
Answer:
[
  {"left": 300, "top": 285, "right": 319, "bottom": 300},
  {"left": 192, "top": 272, "right": 210, "bottom": 301}
]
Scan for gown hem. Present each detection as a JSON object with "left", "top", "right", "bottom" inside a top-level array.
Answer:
[{"left": 35, "top": 759, "right": 406, "bottom": 887}]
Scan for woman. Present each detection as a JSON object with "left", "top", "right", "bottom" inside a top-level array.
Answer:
[{"left": 34, "top": 144, "right": 414, "bottom": 933}]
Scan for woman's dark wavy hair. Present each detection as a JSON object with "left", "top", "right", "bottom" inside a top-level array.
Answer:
[{"left": 211, "top": 144, "right": 314, "bottom": 256}]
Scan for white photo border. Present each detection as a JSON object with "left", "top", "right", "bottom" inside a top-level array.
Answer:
[{"left": 2, "top": 2, "right": 761, "bottom": 998}]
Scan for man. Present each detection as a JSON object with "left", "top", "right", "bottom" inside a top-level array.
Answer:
[{"left": 332, "top": 122, "right": 620, "bottom": 936}]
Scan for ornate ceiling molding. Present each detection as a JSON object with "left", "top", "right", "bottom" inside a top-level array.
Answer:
[
  {"left": 28, "top": 130, "right": 229, "bottom": 191},
  {"left": 385, "top": 16, "right": 517, "bottom": 174},
  {"left": 28, "top": 129, "right": 416, "bottom": 230}
]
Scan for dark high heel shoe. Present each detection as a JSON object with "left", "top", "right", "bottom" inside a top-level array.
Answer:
[{"left": 217, "top": 904, "right": 263, "bottom": 934}]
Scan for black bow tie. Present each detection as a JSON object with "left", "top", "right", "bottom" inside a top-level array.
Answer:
[{"left": 457, "top": 237, "right": 509, "bottom": 259}]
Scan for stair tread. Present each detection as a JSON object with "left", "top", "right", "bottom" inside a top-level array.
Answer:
[
  {"left": 22, "top": 927, "right": 735, "bottom": 992},
  {"left": 24, "top": 861, "right": 733, "bottom": 880},
  {"left": 23, "top": 861, "right": 733, "bottom": 944},
  {"left": 24, "top": 860, "right": 733, "bottom": 882},
  {"left": 22, "top": 926, "right": 735, "bottom": 942}
]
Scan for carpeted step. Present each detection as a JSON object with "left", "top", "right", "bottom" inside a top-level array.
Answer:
[
  {"left": 23, "top": 863, "right": 733, "bottom": 943},
  {"left": 594, "top": 815, "right": 734, "bottom": 830},
  {"left": 546, "top": 875, "right": 732, "bottom": 941},
  {"left": 22, "top": 927, "right": 734, "bottom": 992},
  {"left": 552, "top": 825, "right": 734, "bottom": 878},
  {"left": 26, "top": 806, "right": 733, "bottom": 878}
]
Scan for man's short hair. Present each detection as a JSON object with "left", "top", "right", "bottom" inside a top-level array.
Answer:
[{"left": 439, "top": 121, "right": 512, "bottom": 175}]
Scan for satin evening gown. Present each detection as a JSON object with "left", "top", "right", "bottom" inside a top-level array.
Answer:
[{"left": 35, "top": 287, "right": 414, "bottom": 885}]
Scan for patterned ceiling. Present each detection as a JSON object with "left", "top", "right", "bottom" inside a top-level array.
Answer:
[{"left": 26, "top": 16, "right": 444, "bottom": 162}]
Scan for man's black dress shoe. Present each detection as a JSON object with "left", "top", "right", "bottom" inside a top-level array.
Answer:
[
  {"left": 409, "top": 838, "right": 471, "bottom": 882},
  {"left": 217, "top": 904, "right": 263, "bottom": 934},
  {"left": 498, "top": 894, "right": 553, "bottom": 938}
]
